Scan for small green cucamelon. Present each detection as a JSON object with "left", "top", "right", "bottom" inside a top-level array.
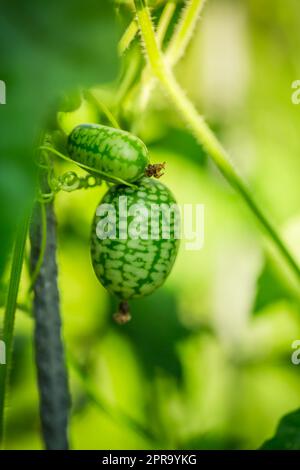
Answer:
[
  {"left": 91, "top": 177, "right": 180, "bottom": 323},
  {"left": 67, "top": 123, "right": 149, "bottom": 183}
]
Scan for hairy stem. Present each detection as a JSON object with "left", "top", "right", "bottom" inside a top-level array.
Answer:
[
  {"left": 118, "top": 1, "right": 176, "bottom": 56},
  {"left": 30, "top": 163, "right": 70, "bottom": 450},
  {"left": 166, "top": 0, "right": 206, "bottom": 66},
  {"left": 118, "top": 19, "right": 138, "bottom": 55},
  {"left": 0, "top": 214, "right": 30, "bottom": 446},
  {"left": 134, "top": 0, "right": 300, "bottom": 282},
  {"left": 137, "top": 1, "right": 177, "bottom": 112},
  {"left": 156, "top": 1, "right": 177, "bottom": 45}
]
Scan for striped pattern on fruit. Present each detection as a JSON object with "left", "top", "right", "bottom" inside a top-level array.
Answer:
[{"left": 90, "top": 177, "right": 180, "bottom": 302}]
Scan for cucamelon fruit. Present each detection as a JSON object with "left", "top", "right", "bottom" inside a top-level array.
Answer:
[
  {"left": 91, "top": 177, "right": 180, "bottom": 323},
  {"left": 67, "top": 123, "right": 149, "bottom": 183}
]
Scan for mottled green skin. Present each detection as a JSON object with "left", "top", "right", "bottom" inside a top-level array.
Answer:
[
  {"left": 91, "top": 178, "right": 180, "bottom": 300},
  {"left": 68, "top": 123, "right": 149, "bottom": 183}
]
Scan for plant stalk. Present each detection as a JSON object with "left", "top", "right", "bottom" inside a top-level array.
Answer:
[{"left": 30, "top": 162, "right": 70, "bottom": 450}]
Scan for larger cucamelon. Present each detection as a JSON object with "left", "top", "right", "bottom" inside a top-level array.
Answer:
[
  {"left": 67, "top": 123, "right": 149, "bottom": 183},
  {"left": 91, "top": 177, "right": 180, "bottom": 304}
]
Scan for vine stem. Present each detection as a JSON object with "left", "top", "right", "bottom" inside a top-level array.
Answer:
[
  {"left": 0, "top": 213, "right": 30, "bottom": 446},
  {"left": 118, "top": 1, "right": 176, "bottom": 56},
  {"left": 166, "top": 0, "right": 207, "bottom": 66},
  {"left": 84, "top": 90, "right": 121, "bottom": 129},
  {"left": 138, "top": 0, "right": 206, "bottom": 111},
  {"left": 118, "top": 19, "right": 138, "bottom": 55},
  {"left": 156, "top": 1, "right": 177, "bottom": 45},
  {"left": 27, "top": 202, "right": 47, "bottom": 292},
  {"left": 137, "top": 1, "right": 177, "bottom": 112},
  {"left": 39, "top": 146, "right": 138, "bottom": 189},
  {"left": 133, "top": 0, "right": 300, "bottom": 282},
  {"left": 30, "top": 162, "right": 70, "bottom": 449}
]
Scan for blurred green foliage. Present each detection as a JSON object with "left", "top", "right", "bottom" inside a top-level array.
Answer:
[
  {"left": 1, "top": 0, "right": 300, "bottom": 450},
  {"left": 0, "top": 0, "right": 118, "bottom": 277}
]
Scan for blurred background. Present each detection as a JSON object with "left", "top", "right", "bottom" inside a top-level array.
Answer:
[{"left": 1, "top": 0, "right": 300, "bottom": 450}]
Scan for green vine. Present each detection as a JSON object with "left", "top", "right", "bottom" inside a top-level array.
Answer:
[
  {"left": 118, "top": 18, "right": 139, "bottom": 55},
  {"left": 84, "top": 90, "right": 121, "bottom": 129},
  {"left": 27, "top": 202, "right": 47, "bottom": 293},
  {"left": 39, "top": 146, "right": 138, "bottom": 190},
  {"left": 156, "top": 1, "right": 177, "bottom": 45}
]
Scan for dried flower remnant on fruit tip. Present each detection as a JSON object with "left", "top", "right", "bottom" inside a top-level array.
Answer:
[
  {"left": 113, "top": 301, "right": 132, "bottom": 325},
  {"left": 145, "top": 162, "right": 166, "bottom": 178}
]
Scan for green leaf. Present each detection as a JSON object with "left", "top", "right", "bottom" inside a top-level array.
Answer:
[
  {"left": 253, "top": 258, "right": 294, "bottom": 314},
  {"left": 260, "top": 408, "right": 300, "bottom": 450}
]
